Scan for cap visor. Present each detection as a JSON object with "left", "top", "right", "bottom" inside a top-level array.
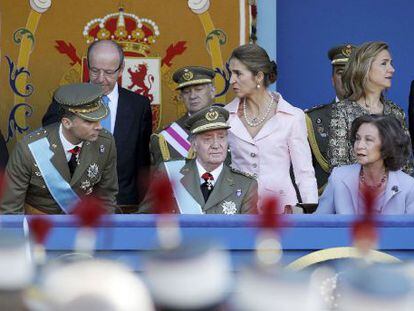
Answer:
[
  {"left": 76, "top": 103, "right": 108, "bottom": 122},
  {"left": 192, "top": 124, "right": 231, "bottom": 135},
  {"left": 176, "top": 80, "right": 212, "bottom": 90}
]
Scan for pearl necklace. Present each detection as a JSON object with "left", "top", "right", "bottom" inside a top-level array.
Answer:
[{"left": 243, "top": 93, "right": 277, "bottom": 127}]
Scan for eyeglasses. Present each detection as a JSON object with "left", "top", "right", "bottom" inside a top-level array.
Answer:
[{"left": 88, "top": 62, "right": 122, "bottom": 77}]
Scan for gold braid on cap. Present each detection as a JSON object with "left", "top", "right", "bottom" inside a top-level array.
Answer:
[
  {"left": 67, "top": 99, "right": 102, "bottom": 114},
  {"left": 191, "top": 122, "right": 228, "bottom": 134},
  {"left": 177, "top": 79, "right": 213, "bottom": 89}
]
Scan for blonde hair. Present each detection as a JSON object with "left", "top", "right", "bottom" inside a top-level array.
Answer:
[{"left": 342, "top": 41, "right": 389, "bottom": 101}]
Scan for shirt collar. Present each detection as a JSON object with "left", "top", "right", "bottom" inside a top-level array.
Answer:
[
  {"left": 59, "top": 124, "right": 83, "bottom": 153},
  {"left": 195, "top": 160, "right": 223, "bottom": 185},
  {"left": 106, "top": 82, "right": 119, "bottom": 103}
]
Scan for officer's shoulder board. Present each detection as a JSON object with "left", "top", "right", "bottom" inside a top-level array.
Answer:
[
  {"left": 151, "top": 132, "right": 171, "bottom": 162},
  {"left": 24, "top": 127, "right": 48, "bottom": 143},
  {"left": 98, "top": 128, "right": 114, "bottom": 141},
  {"left": 305, "top": 103, "right": 331, "bottom": 115},
  {"left": 230, "top": 167, "right": 256, "bottom": 180}
]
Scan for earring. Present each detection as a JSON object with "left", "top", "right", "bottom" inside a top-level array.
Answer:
[{"left": 256, "top": 84, "right": 261, "bottom": 89}]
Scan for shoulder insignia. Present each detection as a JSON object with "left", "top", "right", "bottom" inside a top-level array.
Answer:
[
  {"left": 305, "top": 114, "right": 330, "bottom": 173},
  {"left": 230, "top": 167, "right": 256, "bottom": 179},
  {"left": 305, "top": 103, "right": 331, "bottom": 114},
  {"left": 187, "top": 146, "right": 196, "bottom": 159},
  {"left": 24, "top": 127, "right": 48, "bottom": 142},
  {"left": 98, "top": 129, "right": 113, "bottom": 140},
  {"left": 157, "top": 133, "right": 171, "bottom": 161}
]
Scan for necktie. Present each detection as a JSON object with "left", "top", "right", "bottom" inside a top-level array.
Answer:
[
  {"left": 68, "top": 146, "right": 81, "bottom": 176},
  {"left": 100, "top": 95, "right": 111, "bottom": 132},
  {"left": 200, "top": 172, "right": 214, "bottom": 202}
]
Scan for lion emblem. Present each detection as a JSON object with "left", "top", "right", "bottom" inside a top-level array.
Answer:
[{"left": 127, "top": 63, "right": 154, "bottom": 103}]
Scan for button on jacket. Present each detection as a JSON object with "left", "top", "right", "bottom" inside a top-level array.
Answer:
[{"left": 225, "top": 92, "right": 318, "bottom": 210}]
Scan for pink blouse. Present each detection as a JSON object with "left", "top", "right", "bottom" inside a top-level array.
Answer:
[{"left": 225, "top": 92, "right": 318, "bottom": 211}]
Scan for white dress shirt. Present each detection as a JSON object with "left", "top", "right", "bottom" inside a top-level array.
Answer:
[
  {"left": 59, "top": 124, "right": 83, "bottom": 161},
  {"left": 196, "top": 160, "right": 223, "bottom": 186},
  {"left": 106, "top": 83, "right": 119, "bottom": 134}
]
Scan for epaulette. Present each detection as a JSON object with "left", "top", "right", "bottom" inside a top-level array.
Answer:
[
  {"left": 153, "top": 133, "right": 171, "bottom": 161},
  {"left": 98, "top": 128, "right": 113, "bottom": 140},
  {"left": 304, "top": 103, "right": 331, "bottom": 114},
  {"left": 230, "top": 167, "right": 256, "bottom": 179},
  {"left": 24, "top": 127, "right": 48, "bottom": 143}
]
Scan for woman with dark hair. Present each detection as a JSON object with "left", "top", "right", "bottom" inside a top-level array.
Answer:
[
  {"left": 327, "top": 41, "right": 412, "bottom": 173},
  {"left": 225, "top": 44, "right": 317, "bottom": 212},
  {"left": 317, "top": 115, "right": 414, "bottom": 214}
]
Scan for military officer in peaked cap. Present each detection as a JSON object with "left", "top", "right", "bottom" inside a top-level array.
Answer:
[
  {"left": 0, "top": 83, "right": 118, "bottom": 214},
  {"left": 150, "top": 66, "right": 217, "bottom": 166},
  {"left": 305, "top": 44, "right": 355, "bottom": 195},
  {"left": 139, "top": 105, "right": 258, "bottom": 214}
]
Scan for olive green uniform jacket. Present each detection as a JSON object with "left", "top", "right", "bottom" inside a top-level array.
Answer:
[
  {"left": 138, "top": 159, "right": 258, "bottom": 214},
  {"left": 0, "top": 124, "right": 118, "bottom": 214}
]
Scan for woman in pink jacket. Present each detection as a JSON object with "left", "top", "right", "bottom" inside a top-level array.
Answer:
[{"left": 225, "top": 44, "right": 317, "bottom": 212}]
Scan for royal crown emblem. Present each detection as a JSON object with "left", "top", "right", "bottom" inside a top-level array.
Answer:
[
  {"left": 342, "top": 44, "right": 353, "bottom": 58},
  {"left": 83, "top": 7, "right": 160, "bottom": 56},
  {"left": 182, "top": 69, "right": 194, "bottom": 81},
  {"left": 205, "top": 110, "right": 219, "bottom": 121}
]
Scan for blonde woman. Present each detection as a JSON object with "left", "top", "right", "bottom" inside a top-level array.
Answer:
[{"left": 327, "top": 41, "right": 412, "bottom": 173}]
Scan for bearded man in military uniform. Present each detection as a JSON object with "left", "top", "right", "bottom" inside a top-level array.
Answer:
[{"left": 0, "top": 83, "right": 118, "bottom": 214}]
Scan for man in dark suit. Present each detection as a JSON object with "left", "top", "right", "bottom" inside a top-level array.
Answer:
[
  {"left": 43, "top": 40, "right": 152, "bottom": 212},
  {"left": 305, "top": 44, "right": 355, "bottom": 194}
]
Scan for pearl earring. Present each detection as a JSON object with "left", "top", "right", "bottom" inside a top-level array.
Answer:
[{"left": 256, "top": 84, "right": 261, "bottom": 89}]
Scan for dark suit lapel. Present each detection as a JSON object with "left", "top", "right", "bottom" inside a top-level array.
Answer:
[
  {"left": 204, "top": 165, "right": 234, "bottom": 212},
  {"left": 179, "top": 160, "right": 205, "bottom": 206},
  {"left": 113, "top": 87, "right": 127, "bottom": 141},
  {"left": 47, "top": 125, "right": 71, "bottom": 182}
]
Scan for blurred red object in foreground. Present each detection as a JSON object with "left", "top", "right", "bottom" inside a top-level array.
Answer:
[
  {"left": 151, "top": 173, "right": 176, "bottom": 214},
  {"left": 72, "top": 196, "right": 107, "bottom": 227}
]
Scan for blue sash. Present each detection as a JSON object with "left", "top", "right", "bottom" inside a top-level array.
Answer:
[
  {"left": 164, "top": 160, "right": 203, "bottom": 214},
  {"left": 28, "top": 137, "right": 80, "bottom": 214}
]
